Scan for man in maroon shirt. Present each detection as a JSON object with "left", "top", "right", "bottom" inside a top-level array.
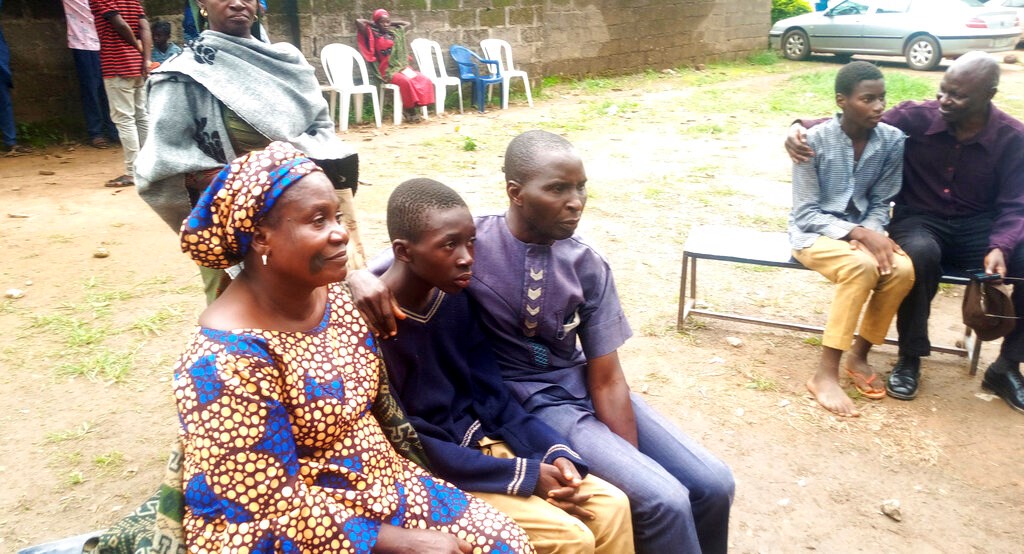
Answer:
[
  {"left": 788, "top": 52, "right": 1024, "bottom": 414},
  {"left": 90, "top": 0, "right": 150, "bottom": 187}
]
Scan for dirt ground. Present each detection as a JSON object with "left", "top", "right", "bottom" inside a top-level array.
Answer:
[{"left": 2, "top": 55, "right": 1024, "bottom": 553}]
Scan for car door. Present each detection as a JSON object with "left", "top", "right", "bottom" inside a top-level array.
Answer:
[
  {"left": 812, "top": 0, "right": 871, "bottom": 50},
  {"left": 859, "top": 0, "right": 913, "bottom": 54}
]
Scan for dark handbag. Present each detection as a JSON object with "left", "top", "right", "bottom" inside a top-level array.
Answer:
[{"left": 962, "top": 273, "right": 1021, "bottom": 341}]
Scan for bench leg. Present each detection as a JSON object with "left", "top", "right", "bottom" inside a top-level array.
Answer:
[
  {"left": 677, "top": 255, "right": 697, "bottom": 330},
  {"left": 965, "top": 326, "right": 982, "bottom": 376}
]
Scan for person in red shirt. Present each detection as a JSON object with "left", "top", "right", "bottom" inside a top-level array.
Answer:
[{"left": 90, "top": 0, "right": 150, "bottom": 187}]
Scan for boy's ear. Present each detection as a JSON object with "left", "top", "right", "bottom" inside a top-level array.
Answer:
[
  {"left": 507, "top": 179, "right": 524, "bottom": 207},
  {"left": 835, "top": 92, "right": 847, "bottom": 110},
  {"left": 392, "top": 239, "right": 413, "bottom": 263}
]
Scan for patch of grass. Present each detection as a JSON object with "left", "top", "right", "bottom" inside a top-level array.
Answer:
[
  {"left": 540, "top": 75, "right": 565, "bottom": 88},
  {"left": 767, "top": 70, "right": 935, "bottom": 116},
  {"left": 584, "top": 99, "right": 640, "bottom": 118},
  {"left": 462, "top": 136, "right": 478, "bottom": 151},
  {"left": 746, "top": 372, "right": 779, "bottom": 391},
  {"left": 736, "top": 213, "right": 788, "bottom": 229},
  {"left": 747, "top": 50, "right": 780, "bottom": 66},
  {"left": 679, "top": 121, "right": 739, "bottom": 136},
  {"left": 639, "top": 322, "right": 686, "bottom": 338},
  {"left": 131, "top": 306, "right": 185, "bottom": 336},
  {"left": 574, "top": 77, "right": 614, "bottom": 91},
  {"left": 30, "top": 314, "right": 108, "bottom": 348},
  {"left": 45, "top": 422, "right": 95, "bottom": 443},
  {"left": 642, "top": 184, "right": 674, "bottom": 201},
  {"left": 0, "top": 299, "right": 16, "bottom": 314},
  {"left": 64, "top": 471, "right": 86, "bottom": 486},
  {"left": 93, "top": 451, "right": 125, "bottom": 471},
  {"left": 690, "top": 185, "right": 742, "bottom": 206},
  {"left": 55, "top": 347, "right": 135, "bottom": 383},
  {"left": 15, "top": 119, "right": 67, "bottom": 148},
  {"left": 803, "top": 335, "right": 823, "bottom": 346}
]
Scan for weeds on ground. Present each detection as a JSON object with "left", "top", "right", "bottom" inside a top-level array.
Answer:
[
  {"left": 45, "top": 422, "right": 95, "bottom": 443},
  {"left": 746, "top": 372, "right": 780, "bottom": 392},
  {"left": 15, "top": 120, "right": 67, "bottom": 148},
  {"left": 803, "top": 336, "right": 823, "bottom": 346},
  {"left": 14, "top": 276, "right": 194, "bottom": 384}
]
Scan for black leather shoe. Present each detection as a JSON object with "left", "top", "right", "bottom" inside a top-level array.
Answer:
[
  {"left": 886, "top": 355, "right": 921, "bottom": 400},
  {"left": 982, "top": 362, "right": 1024, "bottom": 414}
]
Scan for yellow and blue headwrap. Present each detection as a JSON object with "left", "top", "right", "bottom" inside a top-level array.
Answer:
[{"left": 180, "top": 142, "right": 323, "bottom": 269}]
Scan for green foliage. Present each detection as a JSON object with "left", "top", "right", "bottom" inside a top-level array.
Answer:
[
  {"left": 15, "top": 120, "right": 66, "bottom": 148},
  {"left": 747, "top": 50, "right": 780, "bottom": 66},
  {"left": 462, "top": 136, "right": 478, "bottom": 151},
  {"left": 767, "top": 69, "right": 934, "bottom": 116},
  {"left": 772, "top": 0, "right": 812, "bottom": 24}
]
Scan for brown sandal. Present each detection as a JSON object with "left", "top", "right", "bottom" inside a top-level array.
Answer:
[{"left": 104, "top": 175, "right": 135, "bottom": 188}]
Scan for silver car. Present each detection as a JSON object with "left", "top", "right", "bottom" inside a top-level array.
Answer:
[
  {"left": 985, "top": 0, "right": 1024, "bottom": 44},
  {"left": 769, "top": 0, "right": 1020, "bottom": 70}
]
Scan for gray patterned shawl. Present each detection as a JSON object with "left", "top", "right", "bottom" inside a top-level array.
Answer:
[{"left": 135, "top": 31, "right": 357, "bottom": 231}]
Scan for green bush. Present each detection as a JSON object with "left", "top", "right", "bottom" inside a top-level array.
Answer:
[{"left": 772, "top": 0, "right": 812, "bottom": 24}]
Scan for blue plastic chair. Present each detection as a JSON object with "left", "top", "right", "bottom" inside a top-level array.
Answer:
[{"left": 449, "top": 45, "right": 502, "bottom": 113}]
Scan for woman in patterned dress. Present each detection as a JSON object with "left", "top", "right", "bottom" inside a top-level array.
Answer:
[{"left": 174, "top": 142, "right": 534, "bottom": 553}]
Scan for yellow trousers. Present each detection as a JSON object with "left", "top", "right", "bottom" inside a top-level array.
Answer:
[
  {"left": 472, "top": 438, "right": 635, "bottom": 554},
  {"left": 793, "top": 236, "right": 915, "bottom": 350}
]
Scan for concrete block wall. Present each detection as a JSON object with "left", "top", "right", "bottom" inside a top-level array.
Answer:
[
  {"left": 4, "top": 0, "right": 769, "bottom": 128},
  {"left": 2, "top": 0, "right": 80, "bottom": 129}
]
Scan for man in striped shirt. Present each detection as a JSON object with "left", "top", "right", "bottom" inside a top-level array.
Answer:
[
  {"left": 788, "top": 61, "right": 914, "bottom": 417},
  {"left": 90, "top": 0, "right": 150, "bottom": 187}
]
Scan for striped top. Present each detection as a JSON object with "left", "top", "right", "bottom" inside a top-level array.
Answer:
[
  {"left": 789, "top": 115, "right": 906, "bottom": 250},
  {"left": 90, "top": 0, "right": 146, "bottom": 78}
]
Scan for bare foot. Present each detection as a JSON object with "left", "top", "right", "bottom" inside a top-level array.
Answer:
[
  {"left": 806, "top": 374, "right": 860, "bottom": 417},
  {"left": 844, "top": 354, "right": 885, "bottom": 399}
]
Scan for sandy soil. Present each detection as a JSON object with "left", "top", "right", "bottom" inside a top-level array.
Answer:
[{"left": 2, "top": 56, "right": 1023, "bottom": 553}]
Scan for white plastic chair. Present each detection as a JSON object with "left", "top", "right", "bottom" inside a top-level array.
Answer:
[
  {"left": 320, "top": 43, "right": 381, "bottom": 131},
  {"left": 479, "top": 38, "right": 533, "bottom": 109},
  {"left": 379, "top": 82, "right": 428, "bottom": 126},
  {"left": 411, "top": 38, "right": 463, "bottom": 114}
]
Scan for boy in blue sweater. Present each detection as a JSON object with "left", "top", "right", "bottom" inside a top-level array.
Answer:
[{"left": 377, "top": 178, "right": 634, "bottom": 554}]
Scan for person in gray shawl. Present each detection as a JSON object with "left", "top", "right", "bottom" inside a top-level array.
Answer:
[{"left": 134, "top": 0, "right": 364, "bottom": 303}]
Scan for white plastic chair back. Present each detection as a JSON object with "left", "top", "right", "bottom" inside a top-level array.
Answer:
[
  {"left": 411, "top": 38, "right": 463, "bottom": 114},
  {"left": 479, "top": 38, "right": 532, "bottom": 109},
  {"left": 320, "top": 43, "right": 381, "bottom": 131}
]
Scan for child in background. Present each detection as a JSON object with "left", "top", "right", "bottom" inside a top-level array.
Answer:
[
  {"left": 789, "top": 61, "right": 914, "bottom": 417},
  {"left": 149, "top": 21, "right": 181, "bottom": 66}
]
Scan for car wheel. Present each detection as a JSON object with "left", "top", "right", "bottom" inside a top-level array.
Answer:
[
  {"left": 782, "top": 30, "right": 810, "bottom": 61},
  {"left": 905, "top": 35, "right": 941, "bottom": 71}
]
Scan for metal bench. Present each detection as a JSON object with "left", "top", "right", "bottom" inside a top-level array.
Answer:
[{"left": 676, "top": 225, "right": 983, "bottom": 375}]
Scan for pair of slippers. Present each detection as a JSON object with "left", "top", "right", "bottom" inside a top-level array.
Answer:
[
  {"left": 105, "top": 174, "right": 134, "bottom": 188},
  {"left": 846, "top": 369, "right": 886, "bottom": 399}
]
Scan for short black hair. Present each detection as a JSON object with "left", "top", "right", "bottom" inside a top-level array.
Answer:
[
  {"left": 152, "top": 20, "right": 172, "bottom": 34},
  {"left": 503, "top": 130, "right": 575, "bottom": 183},
  {"left": 835, "top": 61, "right": 883, "bottom": 96},
  {"left": 387, "top": 178, "right": 467, "bottom": 242}
]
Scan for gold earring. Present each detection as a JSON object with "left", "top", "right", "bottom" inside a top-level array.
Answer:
[{"left": 200, "top": 7, "right": 208, "bottom": 17}]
